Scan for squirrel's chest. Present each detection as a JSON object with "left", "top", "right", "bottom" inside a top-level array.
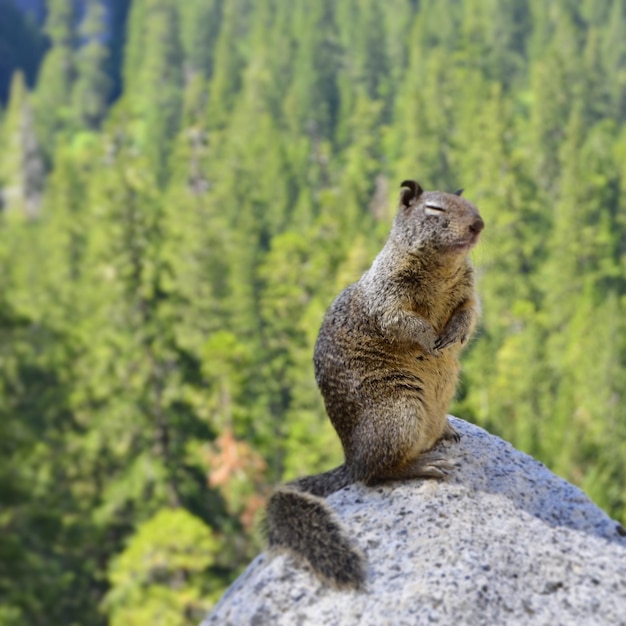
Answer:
[
  {"left": 404, "top": 267, "right": 471, "bottom": 324},
  {"left": 409, "top": 292, "right": 461, "bottom": 332}
]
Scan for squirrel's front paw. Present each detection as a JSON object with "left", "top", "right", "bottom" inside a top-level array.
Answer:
[
  {"left": 434, "top": 330, "right": 465, "bottom": 351},
  {"left": 436, "top": 310, "right": 473, "bottom": 351}
]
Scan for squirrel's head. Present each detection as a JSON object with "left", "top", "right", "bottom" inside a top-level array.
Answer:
[{"left": 393, "top": 180, "right": 484, "bottom": 255}]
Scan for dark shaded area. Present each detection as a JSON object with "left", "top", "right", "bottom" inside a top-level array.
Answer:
[{"left": 0, "top": 0, "right": 47, "bottom": 103}]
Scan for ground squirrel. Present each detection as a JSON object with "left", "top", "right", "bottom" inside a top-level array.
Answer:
[{"left": 266, "top": 180, "right": 484, "bottom": 589}]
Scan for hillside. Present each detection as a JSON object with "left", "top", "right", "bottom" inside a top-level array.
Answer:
[{"left": 1, "top": 1, "right": 626, "bottom": 624}]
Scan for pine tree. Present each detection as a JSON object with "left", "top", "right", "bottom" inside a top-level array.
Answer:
[
  {"left": 282, "top": 0, "right": 340, "bottom": 138},
  {"left": 0, "top": 72, "right": 44, "bottom": 218},
  {"left": 121, "top": 0, "right": 184, "bottom": 181},
  {"left": 0, "top": 208, "right": 104, "bottom": 624},
  {"left": 527, "top": 2, "right": 583, "bottom": 190},
  {"left": 72, "top": 0, "right": 112, "bottom": 130},
  {"left": 389, "top": 42, "right": 458, "bottom": 188},
  {"left": 205, "top": 0, "right": 248, "bottom": 129},
  {"left": 33, "top": 0, "right": 76, "bottom": 154},
  {"left": 335, "top": 0, "right": 391, "bottom": 102},
  {"left": 603, "top": 0, "right": 626, "bottom": 121},
  {"left": 179, "top": 0, "right": 222, "bottom": 78}
]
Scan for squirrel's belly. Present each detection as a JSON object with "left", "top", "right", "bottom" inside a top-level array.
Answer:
[{"left": 414, "top": 352, "right": 460, "bottom": 420}]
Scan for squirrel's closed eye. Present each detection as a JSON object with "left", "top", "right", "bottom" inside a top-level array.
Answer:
[{"left": 425, "top": 204, "right": 445, "bottom": 216}]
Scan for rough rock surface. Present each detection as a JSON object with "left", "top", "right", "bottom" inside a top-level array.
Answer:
[{"left": 202, "top": 417, "right": 626, "bottom": 626}]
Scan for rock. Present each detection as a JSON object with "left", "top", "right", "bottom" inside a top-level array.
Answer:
[{"left": 202, "top": 417, "right": 626, "bottom": 626}]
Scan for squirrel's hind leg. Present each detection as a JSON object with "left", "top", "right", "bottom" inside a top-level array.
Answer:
[{"left": 347, "top": 403, "right": 454, "bottom": 483}]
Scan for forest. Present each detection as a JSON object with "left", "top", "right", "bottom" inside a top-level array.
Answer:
[{"left": 1, "top": 0, "right": 626, "bottom": 624}]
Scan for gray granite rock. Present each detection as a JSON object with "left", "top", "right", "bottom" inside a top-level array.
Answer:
[{"left": 202, "top": 417, "right": 626, "bottom": 626}]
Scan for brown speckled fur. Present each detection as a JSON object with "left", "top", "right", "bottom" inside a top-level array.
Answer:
[{"left": 266, "top": 180, "right": 484, "bottom": 590}]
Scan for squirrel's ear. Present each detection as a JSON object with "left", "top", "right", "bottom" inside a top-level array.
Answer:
[
  {"left": 399, "top": 180, "right": 424, "bottom": 208},
  {"left": 453, "top": 188, "right": 464, "bottom": 196}
]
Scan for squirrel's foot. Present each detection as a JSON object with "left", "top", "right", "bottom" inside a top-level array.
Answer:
[
  {"left": 369, "top": 451, "right": 455, "bottom": 483},
  {"left": 404, "top": 451, "right": 456, "bottom": 480}
]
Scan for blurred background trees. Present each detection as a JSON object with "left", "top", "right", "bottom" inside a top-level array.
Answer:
[{"left": 1, "top": 0, "right": 626, "bottom": 623}]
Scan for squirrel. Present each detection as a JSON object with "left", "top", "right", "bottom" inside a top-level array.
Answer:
[{"left": 265, "top": 179, "right": 484, "bottom": 590}]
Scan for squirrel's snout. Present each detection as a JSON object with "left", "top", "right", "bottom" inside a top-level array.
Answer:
[{"left": 469, "top": 216, "right": 485, "bottom": 234}]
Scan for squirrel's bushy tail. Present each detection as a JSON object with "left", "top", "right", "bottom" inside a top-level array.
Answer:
[{"left": 265, "top": 464, "right": 365, "bottom": 589}]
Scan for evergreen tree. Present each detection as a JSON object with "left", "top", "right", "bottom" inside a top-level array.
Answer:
[
  {"left": 527, "top": 2, "right": 583, "bottom": 190},
  {"left": 205, "top": 0, "right": 248, "bottom": 129},
  {"left": 602, "top": 0, "right": 626, "bottom": 121},
  {"left": 179, "top": 0, "right": 222, "bottom": 78},
  {"left": 72, "top": 0, "right": 112, "bottom": 130},
  {"left": 123, "top": 0, "right": 184, "bottom": 181},
  {"left": 0, "top": 71, "right": 44, "bottom": 218},
  {"left": 33, "top": 0, "right": 76, "bottom": 155},
  {"left": 282, "top": 0, "right": 340, "bottom": 138},
  {"left": 0, "top": 221, "right": 102, "bottom": 624}
]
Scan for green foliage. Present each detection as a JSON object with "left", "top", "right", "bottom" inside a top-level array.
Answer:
[
  {"left": 2, "top": 0, "right": 626, "bottom": 623},
  {"left": 0, "top": 71, "right": 44, "bottom": 217},
  {"left": 32, "top": 0, "right": 76, "bottom": 153},
  {"left": 104, "top": 508, "right": 219, "bottom": 626},
  {"left": 72, "top": 0, "right": 112, "bottom": 129},
  {"left": 122, "top": 0, "right": 184, "bottom": 180}
]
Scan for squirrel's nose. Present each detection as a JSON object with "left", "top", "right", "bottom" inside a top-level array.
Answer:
[{"left": 469, "top": 216, "right": 484, "bottom": 234}]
